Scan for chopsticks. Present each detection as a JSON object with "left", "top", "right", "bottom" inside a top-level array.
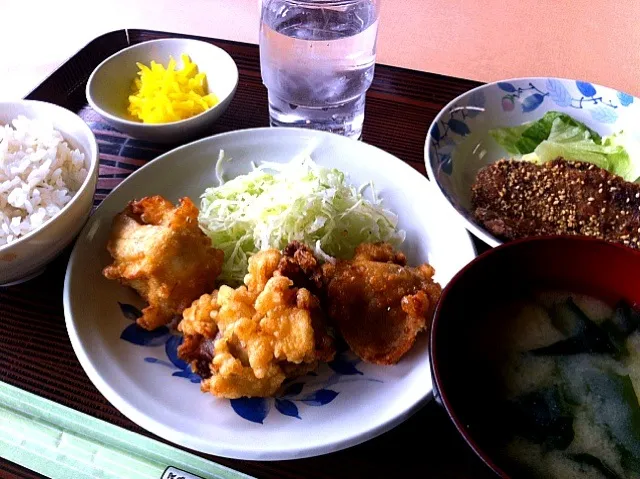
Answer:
[{"left": 0, "top": 380, "right": 254, "bottom": 479}]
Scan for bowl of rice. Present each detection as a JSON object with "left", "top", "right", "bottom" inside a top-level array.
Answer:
[{"left": 0, "top": 100, "right": 99, "bottom": 286}]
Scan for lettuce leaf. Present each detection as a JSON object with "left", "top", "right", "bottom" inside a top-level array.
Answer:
[
  {"left": 528, "top": 121, "right": 640, "bottom": 182},
  {"left": 490, "top": 111, "right": 640, "bottom": 182},
  {"left": 489, "top": 111, "right": 602, "bottom": 155},
  {"left": 489, "top": 123, "right": 530, "bottom": 155}
]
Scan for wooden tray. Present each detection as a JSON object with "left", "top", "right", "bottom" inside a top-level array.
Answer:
[{"left": 2, "top": 29, "right": 494, "bottom": 479}]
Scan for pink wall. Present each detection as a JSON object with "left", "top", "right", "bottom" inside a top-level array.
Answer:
[
  {"left": 2, "top": 0, "right": 639, "bottom": 100},
  {"left": 377, "top": 0, "right": 640, "bottom": 96}
]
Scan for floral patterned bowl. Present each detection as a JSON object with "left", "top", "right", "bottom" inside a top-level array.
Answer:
[{"left": 424, "top": 77, "right": 639, "bottom": 247}]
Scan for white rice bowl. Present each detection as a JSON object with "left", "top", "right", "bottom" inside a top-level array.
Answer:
[{"left": 0, "top": 115, "right": 88, "bottom": 246}]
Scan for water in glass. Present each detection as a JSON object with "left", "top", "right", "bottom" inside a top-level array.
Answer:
[{"left": 260, "top": 0, "right": 380, "bottom": 139}]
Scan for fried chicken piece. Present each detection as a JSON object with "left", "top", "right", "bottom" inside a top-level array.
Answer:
[
  {"left": 321, "top": 242, "right": 442, "bottom": 365},
  {"left": 103, "top": 196, "right": 224, "bottom": 330},
  {"left": 275, "top": 241, "right": 336, "bottom": 359},
  {"left": 178, "top": 249, "right": 335, "bottom": 398},
  {"left": 275, "top": 241, "right": 324, "bottom": 293},
  {"left": 472, "top": 158, "right": 640, "bottom": 247}
]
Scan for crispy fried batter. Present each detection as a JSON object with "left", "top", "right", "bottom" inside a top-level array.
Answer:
[
  {"left": 103, "top": 196, "right": 224, "bottom": 330},
  {"left": 275, "top": 241, "right": 335, "bottom": 360},
  {"left": 275, "top": 241, "right": 324, "bottom": 292},
  {"left": 178, "top": 249, "right": 335, "bottom": 398},
  {"left": 321, "top": 242, "right": 442, "bottom": 365}
]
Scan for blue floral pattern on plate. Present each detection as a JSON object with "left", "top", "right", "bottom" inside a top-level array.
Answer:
[{"left": 117, "top": 302, "right": 383, "bottom": 424}]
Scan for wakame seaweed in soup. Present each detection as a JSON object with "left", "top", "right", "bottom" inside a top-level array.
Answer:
[{"left": 478, "top": 292, "right": 640, "bottom": 479}]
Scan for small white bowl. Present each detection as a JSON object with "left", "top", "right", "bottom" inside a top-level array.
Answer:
[
  {"left": 0, "top": 100, "right": 99, "bottom": 286},
  {"left": 86, "top": 38, "right": 239, "bottom": 144}
]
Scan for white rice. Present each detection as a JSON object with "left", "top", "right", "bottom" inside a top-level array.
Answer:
[{"left": 0, "top": 115, "right": 88, "bottom": 246}]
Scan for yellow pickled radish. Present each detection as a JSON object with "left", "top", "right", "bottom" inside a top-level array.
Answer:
[{"left": 127, "top": 54, "right": 219, "bottom": 124}]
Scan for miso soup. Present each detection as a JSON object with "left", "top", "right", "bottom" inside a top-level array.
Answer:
[{"left": 472, "top": 291, "right": 640, "bottom": 479}]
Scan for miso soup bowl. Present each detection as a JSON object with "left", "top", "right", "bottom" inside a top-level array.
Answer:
[{"left": 429, "top": 235, "right": 640, "bottom": 477}]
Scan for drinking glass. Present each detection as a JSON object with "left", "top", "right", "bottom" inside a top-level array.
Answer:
[{"left": 259, "top": 0, "right": 381, "bottom": 139}]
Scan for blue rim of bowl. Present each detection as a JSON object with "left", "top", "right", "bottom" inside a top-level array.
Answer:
[
  {"left": 85, "top": 38, "right": 239, "bottom": 129},
  {"left": 423, "top": 76, "right": 638, "bottom": 249},
  {"left": 0, "top": 100, "right": 99, "bottom": 254}
]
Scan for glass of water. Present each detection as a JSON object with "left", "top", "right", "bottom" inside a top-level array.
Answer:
[{"left": 259, "top": 0, "right": 380, "bottom": 139}]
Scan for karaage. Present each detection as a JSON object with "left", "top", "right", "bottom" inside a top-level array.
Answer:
[
  {"left": 103, "top": 196, "right": 224, "bottom": 331},
  {"left": 178, "top": 248, "right": 335, "bottom": 398},
  {"left": 321, "top": 242, "right": 442, "bottom": 365}
]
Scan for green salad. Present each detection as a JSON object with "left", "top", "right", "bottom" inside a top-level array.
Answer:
[
  {"left": 198, "top": 154, "right": 405, "bottom": 284},
  {"left": 490, "top": 111, "right": 640, "bottom": 182}
]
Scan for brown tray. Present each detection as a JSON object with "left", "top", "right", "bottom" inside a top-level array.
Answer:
[{"left": 2, "top": 29, "right": 494, "bottom": 479}]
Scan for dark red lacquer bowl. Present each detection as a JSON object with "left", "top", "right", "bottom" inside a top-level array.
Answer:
[{"left": 429, "top": 235, "right": 640, "bottom": 477}]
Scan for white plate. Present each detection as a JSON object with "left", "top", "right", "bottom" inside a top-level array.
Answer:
[{"left": 64, "top": 127, "right": 476, "bottom": 460}]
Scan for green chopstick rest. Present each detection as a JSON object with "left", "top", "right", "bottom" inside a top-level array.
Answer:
[{"left": 0, "top": 380, "right": 254, "bottom": 479}]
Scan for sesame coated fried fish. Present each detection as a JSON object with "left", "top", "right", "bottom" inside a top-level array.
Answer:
[{"left": 472, "top": 158, "right": 640, "bottom": 247}]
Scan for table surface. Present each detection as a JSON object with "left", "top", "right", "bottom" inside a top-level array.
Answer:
[{"left": 0, "top": 30, "right": 496, "bottom": 479}]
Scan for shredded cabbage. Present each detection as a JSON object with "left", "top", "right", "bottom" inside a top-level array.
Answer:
[{"left": 198, "top": 153, "right": 406, "bottom": 284}]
